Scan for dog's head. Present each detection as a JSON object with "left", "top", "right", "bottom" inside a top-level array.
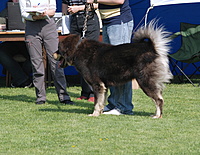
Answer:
[{"left": 55, "top": 34, "right": 81, "bottom": 68}]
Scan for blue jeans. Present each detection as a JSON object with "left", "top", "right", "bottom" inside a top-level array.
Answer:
[{"left": 102, "top": 20, "right": 134, "bottom": 114}]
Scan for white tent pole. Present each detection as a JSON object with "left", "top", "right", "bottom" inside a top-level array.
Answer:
[{"left": 144, "top": 5, "right": 154, "bottom": 27}]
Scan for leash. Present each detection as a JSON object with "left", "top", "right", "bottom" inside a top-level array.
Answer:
[
  {"left": 82, "top": 3, "right": 95, "bottom": 39},
  {"left": 57, "top": 4, "right": 95, "bottom": 68},
  {"left": 61, "top": 3, "right": 95, "bottom": 67}
]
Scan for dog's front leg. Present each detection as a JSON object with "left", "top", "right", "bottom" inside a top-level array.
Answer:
[
  {"left": 88, "top": 82, "right": 107, "bottom": 117},
  {"left": 89, "top": 99, "right": 104, "bottom": 116}
]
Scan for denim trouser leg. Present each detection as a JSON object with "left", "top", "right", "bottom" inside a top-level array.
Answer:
[
  {"left": 102, "top": 20, "right": 134, "bottom": 114},
  {"left": 108, "top": 82, "right": 133, "bottom": 114}
]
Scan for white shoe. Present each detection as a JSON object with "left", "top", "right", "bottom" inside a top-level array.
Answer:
[
  {"left": 103, "top": 109, "right": 123, "bottom": 115},
  {"left": 103, "top": 106, "right": 111, "bottom": 112}
]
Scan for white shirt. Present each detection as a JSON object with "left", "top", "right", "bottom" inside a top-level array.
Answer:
[{"left": 19, "top": 0, "right": 57, "bottom": 21}]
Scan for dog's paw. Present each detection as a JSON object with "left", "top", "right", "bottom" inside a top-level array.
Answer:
[
  {"left": 88, "top": 110, "right": 101, "bottom": 117},
  {"left": 151, "top": 115, "right": 162, "bottom": 118},
  {"left": 88, "top": 113, "right": 100, "bottom": 117}
]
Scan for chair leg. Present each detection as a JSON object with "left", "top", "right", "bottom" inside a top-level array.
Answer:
[
  {"left": 6, "top": 71, "right": 11, "bottom": 87},
  {"left": 169, "top": 59, "right": 185, "bottom": 82},
  {"left": 170, "top": 58, "right": 196, "bottom": 87}
]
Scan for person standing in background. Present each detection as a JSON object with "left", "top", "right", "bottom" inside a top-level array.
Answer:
[
  {"left": 62, "top": 0, "right": 100, "bottom": 102},
  {"left": 19, "top": 0, "right": 74, "bottom": 105},
  {"left": 0, "top": 0, "right": 32, "bottom": 88},
  {"left": 0, "top": 41, "right": 32, "bottom": 88},
  {"left": 86, "top": 0, "right": 134, "bottom": 115}
]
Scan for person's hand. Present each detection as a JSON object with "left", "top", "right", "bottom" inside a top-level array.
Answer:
[
  {"left": 44, "top": 10, "right": 55, "bottom": 17},
  {"left": 68, "top": 6, "right": 82, "bottom": 14},
  {"left": 32, "top": 13, "right": 45, "bottom": 20}
]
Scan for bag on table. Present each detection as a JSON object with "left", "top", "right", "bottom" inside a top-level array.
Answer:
[{"left": 61, "top": 15, "right": 71, "bottom": 35}]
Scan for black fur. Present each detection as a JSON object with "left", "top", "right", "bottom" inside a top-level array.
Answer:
[{"left": 58, "top": 21, "right": 173, "bottom": 117}]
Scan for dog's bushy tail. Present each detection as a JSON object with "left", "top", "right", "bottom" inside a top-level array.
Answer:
[{"left": 133, "top": 20, "right": 173, "bottom": 88}]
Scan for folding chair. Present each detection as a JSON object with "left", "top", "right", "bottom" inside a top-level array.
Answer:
[{"left": 169, "top": 22, "right": 200, "bottom": 86}]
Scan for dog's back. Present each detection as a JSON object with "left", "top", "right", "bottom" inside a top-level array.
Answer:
[
  {"left": 58, "top": 20, "right": 173, "bottom": 117},
  {"left": 77, "top": 21, "right": 173, "bottom": 89}
]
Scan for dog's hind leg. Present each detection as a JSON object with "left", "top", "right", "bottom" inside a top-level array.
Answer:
[
  {"left": 151, "top": 92, "right": 164, "bottom": 118},
  {"left": 137, "top": 79, "right": 164, "bottom": 118},
  {"left": 88, "top": 82, "right": 108, "bottom": 117}
]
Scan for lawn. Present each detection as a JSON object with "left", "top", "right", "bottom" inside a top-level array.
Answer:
[{"left": 0, "top": 80, "right": 199, "bottom": 154}]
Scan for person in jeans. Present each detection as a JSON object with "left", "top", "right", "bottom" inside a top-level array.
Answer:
[
  {"left": 19, "top": 0, "right": 74, "bottom": 105},
  {"left": 87, "top": 0, "right": 134, "bottom": 115},
  {"left": 62, "top": 0, "right": 100, "bottom": 102}
]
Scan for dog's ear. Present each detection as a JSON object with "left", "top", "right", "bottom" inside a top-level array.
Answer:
[
  {"left": 58, "top": 34, "right": 81, "bottom": 59},
  {"left": 60, "top": 34, "right": 80, "bottom": 51},
  {"left": 56, "top": 34, "right": 81, "bottom": 68}
]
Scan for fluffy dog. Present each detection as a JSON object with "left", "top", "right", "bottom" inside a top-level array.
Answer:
[{"left": 56, "top": 21, "right": 173, "bottom": 118}]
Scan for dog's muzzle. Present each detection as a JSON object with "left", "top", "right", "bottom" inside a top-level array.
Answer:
[{"left": 53, "top": 52, "right": 68, "bottom": 68}]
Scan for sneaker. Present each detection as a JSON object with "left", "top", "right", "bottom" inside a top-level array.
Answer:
[
  {"left": 76, "top": 96, "right": 88, "bottom": 100},
  {"left": 61, "top": 100, "right": 75, "bottom": 105},
  {"left": 103, "top": 108, "right": 123, "bottom": 115},
  {"left": 87, "top": 97, "right": 95, "bottom": 102}
]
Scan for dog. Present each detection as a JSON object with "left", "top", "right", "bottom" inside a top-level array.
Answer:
[{"left": 55, "top": 21, "right": 173, "bottom": 118}]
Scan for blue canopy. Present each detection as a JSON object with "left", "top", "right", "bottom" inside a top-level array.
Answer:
[{"left": 1, "top": 0, "right": 200, "bottom": 76}]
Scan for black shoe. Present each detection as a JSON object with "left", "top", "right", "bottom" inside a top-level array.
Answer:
[
  {"left": 61, "top": 100, "right": 75, "bottom": 105},
  {"left": 36, "top": 101, "right": 45, "bottom": 105}
]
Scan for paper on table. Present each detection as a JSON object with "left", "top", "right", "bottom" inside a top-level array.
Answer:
[
  {"left": 24, "top": 7, "right": 47, "bottom": 14},
  {"left": 25, "top": 7, "right": 50, "bottom": 20}
]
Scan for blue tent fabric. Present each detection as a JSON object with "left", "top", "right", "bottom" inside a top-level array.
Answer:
[
  {"left": 131, "top": 1, "right": 200, "bottom": 75},
  {"left": 131, "top": 1, "right": 200, "bottom": 53},
  {"left": 0, "top": 0, "right": 200, "bottom": 76},
  {"left": 56, "top": 0, "right": 62, "bottom": 12},
  {"left": 0, "top": 0, "right": 8, "bottom": 12}
]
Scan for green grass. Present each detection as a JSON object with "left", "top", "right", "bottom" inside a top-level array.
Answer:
[{"left": 0, "top": 81, "right": 200, "bottom": 154}]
